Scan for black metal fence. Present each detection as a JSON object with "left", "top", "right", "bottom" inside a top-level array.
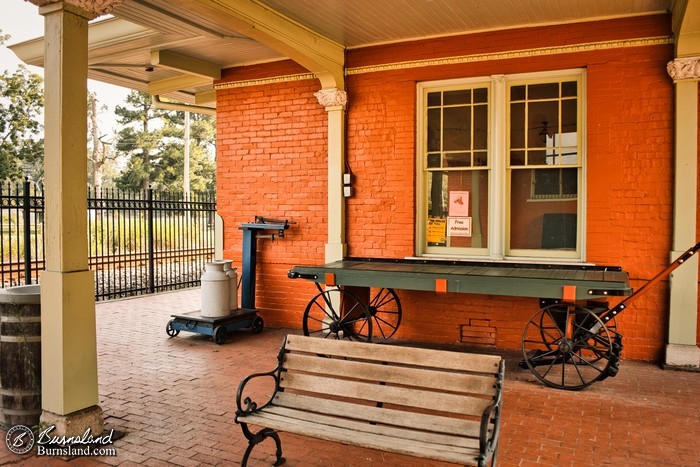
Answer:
[{"left": 1, "top": 180, "right": 216, "bottom": 300}]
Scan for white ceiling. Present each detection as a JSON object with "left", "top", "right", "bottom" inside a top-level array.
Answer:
[{"left": 11, "top": 0, "right": 675, "bottom": 108}]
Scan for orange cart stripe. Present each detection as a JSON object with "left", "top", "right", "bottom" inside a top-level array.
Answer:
[
  {"left": 435, "top": 278, "right": 448, "bottom": 293},
  {"left": 562, "top": 285, "right": 576, "bottom": 301}
]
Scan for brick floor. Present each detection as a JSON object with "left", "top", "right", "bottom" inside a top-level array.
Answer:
[{"left": 1, "top": 288, "right": 698, "bottom": 466}]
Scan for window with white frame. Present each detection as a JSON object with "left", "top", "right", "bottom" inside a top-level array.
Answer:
[{"left": 417, "top": 71, "right": 584, "bottom": 260}]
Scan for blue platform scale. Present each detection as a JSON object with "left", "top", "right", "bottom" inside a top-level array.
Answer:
[{"left": 166, "top": 217, "right": 292, "bottom": 344}]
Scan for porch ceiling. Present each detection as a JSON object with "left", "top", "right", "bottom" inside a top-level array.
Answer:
[{"left": 10, "top": 0, "right": 674, "bottom": 109}]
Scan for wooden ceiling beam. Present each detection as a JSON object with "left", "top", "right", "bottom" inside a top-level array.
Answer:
[
  {"left": 150, "top": 50, "right": 221, "bottom": 79},
  {"left": 193, "top": 0, "right": 345, "bottom": 89},
  {"left": 148, "top": 74, "right": 212, "bottom": 95}
]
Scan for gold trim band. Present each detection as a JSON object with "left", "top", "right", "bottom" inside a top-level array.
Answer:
[{"left": 215, "top": 72, "right": 316, "bottom": 90}]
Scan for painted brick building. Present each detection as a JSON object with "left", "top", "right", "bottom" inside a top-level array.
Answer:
[
  {"left": 10, "top": 0, "right": 700, "bottom": 434},
  {"left": 215, "top": 14, "right": 693, "bottom": 362}
]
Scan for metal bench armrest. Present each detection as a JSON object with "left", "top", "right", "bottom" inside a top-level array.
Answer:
[
  {"left": 478, "top": 359, "right": 505, "bottom": 467},
  {"left": 235, "top": 337, "right": 287, "bottom": 418}
]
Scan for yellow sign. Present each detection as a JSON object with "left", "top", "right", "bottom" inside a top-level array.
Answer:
[{"left": 427, "top": 217, "right": 447, "bottom": 244}]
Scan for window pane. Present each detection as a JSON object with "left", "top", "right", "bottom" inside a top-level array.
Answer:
[
  {"left": 510, "top": 169, "right": 578, "bottom": 250},
  {"left": 428, "top": 172, "right": 448, "bottom": 217},
  {"left": 443, "top": 106, "right": 470, "bottom": 151},
  {"left": 474, "top": 151, "right": 488, "bottom": 166},
  {"left": 444, "top": 90, "right": 470, "bottom": 105},
  {"left": 558, "top": 147, "right": 578, "bottom": 165},
  {"left": 510, "top": 85, "right": 525, "bottom": 101},
  {"left": 562, "top": 81, "right": 577, "bottom": 97},
  {"left": 427, "top": 108, "right": 441, "bottom": 152},
  {"left": 528, "top": 83, "right": 559, "bottom": 100},
  {"left": 473, "top": 104, "right": 488, "bottom": 150},
  {"left": 510, "top": 150, "right": 525, "bottom": 166},
  {"left": 427, "top": 92, "right": 441, "bottom": 106},
  {"left": 533, "top": 168, "right": 560, "bottom": 195},
  {"left": 562, "top": 168, "right": 578, "bottom": 194},
  {"left": 427, "top": 153, "right": 441, "bottom": 168},
  {"left": 561, "top": 99, "right": 577, "bottom": 137},
  {"left": 510, "top": 102, "right": 525, "bottom": 148},
  {"left": 426, "top": 170, "right": 489, "bottom": 249},
  {"left": 473, "top": 87, "right": 488, "bottom": 103},
  {"left": 528, "top": 101, "right": 558, "bottom": 149},
  {"left": 444, "top": 152, "right": 471, "bottom": 167},
  {"left": 528, "top": 150, "right": 549, "bottom": 166}
]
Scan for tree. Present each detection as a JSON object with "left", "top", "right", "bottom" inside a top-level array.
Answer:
[
  {"left": 87, "top": 91, "right": 119, "bottom": 189},
  {"left": 114, "top": 91, "right": 168, "bottom": 190},
  {"left": 0, "top": 32, "right": 44, "bottom": 182},
  {"left": 114, "top": 90, "right": 215, "bottom": 192},
  {"left": 153, "top": 112, "right": 216, "bottom": 192}
]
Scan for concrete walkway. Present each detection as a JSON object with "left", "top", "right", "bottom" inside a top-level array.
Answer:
[{"left": 1, "top": 288, "right": 698, "bottom": 466}]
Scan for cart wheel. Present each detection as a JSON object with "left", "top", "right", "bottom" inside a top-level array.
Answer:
[
  {"left": 535, "top": 304, "right": 618, "bottom": 362},
  {"left": 251, "top": 316, "right": 264, "bottom": 334},
  {"left": 166, "top": 320, "right": 180, "bottom": 337},
  {"left": 213, "top": 326, "right": 227, "bottom": 345},
  {"left": 302, "top": 288, "right": 372, "bottom": 342},
  {"left": 521, "top": 303, "right": 613, "bottom": 390},
  {"left": 368, "top": 288, "right": 402, "bottom": 342}
]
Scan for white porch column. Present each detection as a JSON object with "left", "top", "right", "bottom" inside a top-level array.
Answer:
[
  {"left": 315, "top": 88, "right": 348, "bottom": 263},
  {"left": 32, "top": 0, "right": 122, "bottom": 436},
  {"left": 665, "top": 57, "right": 700, "bottom": 368}
]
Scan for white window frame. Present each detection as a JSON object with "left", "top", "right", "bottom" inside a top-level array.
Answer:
[{"left": 416, "top": 69, "right": 587, "bottom": 262}]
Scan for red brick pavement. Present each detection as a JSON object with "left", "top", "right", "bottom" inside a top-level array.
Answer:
[{"left": 1, "top": 288, "right": 698, "bottom": 466}]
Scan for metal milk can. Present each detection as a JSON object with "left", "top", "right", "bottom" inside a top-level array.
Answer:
[{"left": 200, "top": 260, "right": 231, "bottom": 317}]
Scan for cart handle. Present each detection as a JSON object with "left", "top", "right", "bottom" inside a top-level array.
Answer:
[
  {"left": 287, "top": 271, "right": 318, "bottom": 280},
  {"left": 600, "top": 241, "right": 700, "bottom": 324}
]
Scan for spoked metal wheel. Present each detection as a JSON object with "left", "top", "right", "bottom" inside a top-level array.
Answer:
[
  {"left": 367, "top": 288, "right": 402, "bottom": 342},
  {"left": 166, "top": 320, "right": 180, "bottom": 337},
  {"left": 521, "top": 303, "right": 614, "bottom": 390},
  {"left": 302, "top": 288, "right": 372, "bottom": 342}
]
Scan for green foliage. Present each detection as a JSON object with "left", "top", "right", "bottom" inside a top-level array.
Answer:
[
  {"left": 114, "top": 91, "right": 216, "bottom": 192},
  {"left": 0, "top": 64, "right": 44, "bottom": 182}
]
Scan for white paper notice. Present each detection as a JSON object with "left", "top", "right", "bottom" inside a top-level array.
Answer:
[{"left": 447, "top": 217, "right": 472, "bottom": 237}]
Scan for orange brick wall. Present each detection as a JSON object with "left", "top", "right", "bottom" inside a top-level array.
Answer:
[{"left": 216, "top": 14, "right": 696, "bottom": 361}]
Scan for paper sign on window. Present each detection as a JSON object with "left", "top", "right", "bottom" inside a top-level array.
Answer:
[
  {"left": 447, "top": 217, "right": 472, "bottom": 237},
  {"left": 427, "top": 217, "right": 447, "bottom": 244},
  {"left": 449, "top": 191, "right": 469, "bottom": 217}
]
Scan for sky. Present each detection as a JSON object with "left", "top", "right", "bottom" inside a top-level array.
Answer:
[{"left": 1, "top": 0, "right": 132, "bottom": 135}]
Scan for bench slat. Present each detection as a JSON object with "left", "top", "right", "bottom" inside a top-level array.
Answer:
[
  {"left": 280, "top": 372, "right": 492, "bottom": 417},
  {"left": 284, "top": 334, "right": 501, "bottom": 374},
  {"left": 283, "top": 353, "right": 498, "bottom": 396},
  {"left": 262, "top": 406, "right": 481, "bottom": 449},
  {"left": 272, "top": 392, "right": 483, "bottom": 437},
  {"left": 242, "top": 411, "right": 481, "bottom": 465}
]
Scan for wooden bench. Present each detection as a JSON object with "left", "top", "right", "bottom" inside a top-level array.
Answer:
[{"left": 235, "top": 335, "right": 505, "bottom": 466}]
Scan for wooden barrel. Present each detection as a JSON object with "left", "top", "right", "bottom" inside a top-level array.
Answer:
[{"left": 0, "top": 285, "right": 41, "bottom": 429}]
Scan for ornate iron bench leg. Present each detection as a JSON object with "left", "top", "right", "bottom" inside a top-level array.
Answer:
[{"left": 240, "top": 423, "right": 286, "bottom": 466}]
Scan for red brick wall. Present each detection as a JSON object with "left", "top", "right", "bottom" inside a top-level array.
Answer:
[
  {"left": 216, "top": 78, "right": 328, "bottom": 326},
  {"left": 217, "top": 14, "right": 684, "bottom": 360}
]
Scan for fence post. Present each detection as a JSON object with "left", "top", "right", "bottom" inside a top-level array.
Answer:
[
  {"left": 22, "top": 179, "right": 32, "bottom": 285},
  {"left": 147, "top": 187, "right": 155, "bottom": 294}
]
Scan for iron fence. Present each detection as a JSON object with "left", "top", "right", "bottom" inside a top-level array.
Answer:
[{"left": 1, "top": 180, "right": 216, "bottom": 300}]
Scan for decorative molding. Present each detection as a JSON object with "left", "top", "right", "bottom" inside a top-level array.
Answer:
[
  {"left": 214, "top": 73, "right": 316, "bottom": 90},
  {"left": 214, "top": 36, "right": 673, "bottom": 89},
  {"left": 30, "top": 0, "right": 124, "bottom": 15},
  {"left": 667, "top": 56, "right": 700, "bottom": 81},
  {"left": 346, "top": 36, "right": 674, "bottom": 75},
  {"left": 314, "top": 88, "right": 347, "bottom": 108}
]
